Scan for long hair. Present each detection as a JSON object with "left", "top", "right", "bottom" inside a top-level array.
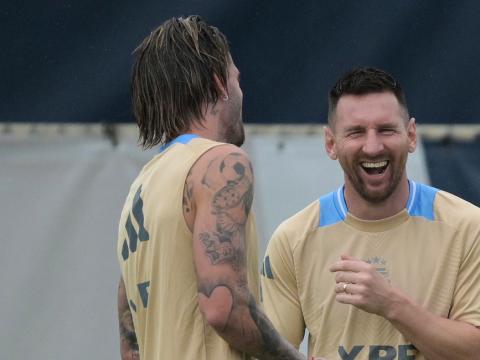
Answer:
[{"left": 131, "top": 16, "right": 230, "bottom": 148}]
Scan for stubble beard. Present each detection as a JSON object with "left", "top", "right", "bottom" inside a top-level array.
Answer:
[{"left": 221, "top": 97, "right": 244, "bottom": 147}]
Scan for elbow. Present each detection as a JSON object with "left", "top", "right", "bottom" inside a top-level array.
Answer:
[
  {"left": 201, "top": 305, "right": 231, "bottom": 331},
  {"left": 197, "top": 286, "right": 235, "bottom": 332}
]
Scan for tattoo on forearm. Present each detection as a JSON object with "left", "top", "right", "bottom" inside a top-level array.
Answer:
[
  {"left": 118, "top": 279, "right": 139, "bottom": 359},
  {"left": 248, "top": 296, "right": 279, "bottom": 352},
  {"left": 198, "top": 276, "right": 300, "bottom": 359},
  {"left": 248, "top": 296, "right": 299, "bottom": 360},
  {"left": 120, "top": 309, "right": 139, "bottom": 352}
]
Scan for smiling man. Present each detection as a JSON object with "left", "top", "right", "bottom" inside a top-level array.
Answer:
[{"left": 261, "top": 68, "right": 480, "bottom": 359}]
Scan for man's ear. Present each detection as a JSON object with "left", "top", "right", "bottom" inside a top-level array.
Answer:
[
  {"left": 324, "top": 125, "right": 338, "bottom": 160},
  {"left": 407, "top": 117, "right": 417, "bottom": 153},
  {"left": 213, "top": 73, "right": 228, "bottom": 101}
]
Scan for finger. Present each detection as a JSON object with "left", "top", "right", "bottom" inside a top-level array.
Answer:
[
  {"left": 335, "top": 293, "right": 362, "bottom": 305},
  {"left": 335, "top": 282, "right": 362, "bottom": 294},
  {"left": 335, "top": 282, "right": 346, "bottom": 294},
  {"left": 334, "top": 271, "right": 361, "bottom": 284},
  {"left": 340, "top": 254, "right": 359, "bottom": 261},
  {"left": 330, "top": 259, "right": 369, "bottom": 273}
]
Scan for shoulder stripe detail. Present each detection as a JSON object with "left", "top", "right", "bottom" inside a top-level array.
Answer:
[
  {"left": 406, "top": 180, "right": 417, "bottom": 213},
  {"left": 261, "top": 256, "right": 274, "bottom": 279},
  {"left": 407, "top": 181, "right": 438, "bottom": 221},
  {"left": 129, "top": 299, "right": 137, "bottom": 312},
  {"left": 159, "top": 134, "right": 199, "bottom": 152},
  {"left": 336, "top": 187, "right": 347, "bottom": 217},
  {"left": 319, "top": 189, "right": 346, "bottom": 227}
]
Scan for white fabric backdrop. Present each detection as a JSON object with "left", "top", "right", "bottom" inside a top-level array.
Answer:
[{"left": 0, "top": 125, "right": 430, "bottom": 358}]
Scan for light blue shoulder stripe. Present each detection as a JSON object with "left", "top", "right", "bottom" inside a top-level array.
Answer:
[
  {"left": 407, "top": 180, "right": 438, "bottom": 221},
  {"left": 319, "top": 187, "right": 347, "bottom": 227},
  {"left": 318, "top": 181, "right": 438, "bottom": 226},
  {"left": 159, "top": 134, "right": 199, "bottom": 152}
]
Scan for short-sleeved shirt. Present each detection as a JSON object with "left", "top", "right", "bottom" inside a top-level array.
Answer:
[
  {"left": 117, "top": 135, "right": 260, "bottom": 360},
  {"left": 261, "top": 180, "right": 480, "bottom": 360}
]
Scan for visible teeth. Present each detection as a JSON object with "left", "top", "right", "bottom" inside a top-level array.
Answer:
[{"left": 362, "top": 161, "right": 388, "bottom": 168}]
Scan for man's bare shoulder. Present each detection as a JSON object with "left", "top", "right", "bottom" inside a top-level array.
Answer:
[
  {"left": 193, "top": 144, "right": 251, "bottom": 170},
  {"left": 188, "top": 144, "right": 253, "bottom": 190}
]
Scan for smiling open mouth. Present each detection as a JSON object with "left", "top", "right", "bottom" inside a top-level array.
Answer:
[{"left": 361, "top": 160, "right": 389, "bottom": 175}]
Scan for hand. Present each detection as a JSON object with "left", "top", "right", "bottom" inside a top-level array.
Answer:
[{"left": 329, "top": 254, "right": 395, "bottom": 318}]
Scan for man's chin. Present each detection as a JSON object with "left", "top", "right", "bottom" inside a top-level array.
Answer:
[
  {"left": 362, "top": 192, "right": 389, "bottom": 203},
  {"left": 361, "top": 184, "right": 398, "bottom": 203}
]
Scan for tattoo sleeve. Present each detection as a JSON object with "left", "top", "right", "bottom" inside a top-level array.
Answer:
[
  {"left": 118, "top": 278, "right": 139, "bottom": 360},
  {"left": 194, "top": 150, "right": 305, "bottom": 360},
  {"left": 199, "top": 153, "right": 252, "bottom": 269}
]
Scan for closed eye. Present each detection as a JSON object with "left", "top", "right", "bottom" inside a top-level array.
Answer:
[
  {"left": 345, "top": 129, "right": 364, "bottom": 137},
  {"left": 379, "top": 128, "right": 396, "bottom": 134}
]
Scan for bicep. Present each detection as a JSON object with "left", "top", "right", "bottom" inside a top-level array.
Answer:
[{"left": 189, "top": 147, "right": 254, "bottom": 317}]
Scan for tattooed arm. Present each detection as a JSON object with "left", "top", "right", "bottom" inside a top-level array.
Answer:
[
  {"left": 184, "top": 144, "right": 306, "bottom": 360},
  {"left": 118, "top": 277, "right": 139, "bottom": 360}
]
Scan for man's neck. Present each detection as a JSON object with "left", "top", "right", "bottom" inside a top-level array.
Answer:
[
  {"left": 187, "top": 124, "right": 217, "bottom": 142},
  {"left": 187, "top": 106, "right": 224, "bottom": 143},
  {"left": 344, "top": 177, "right": 410, "bottom": 221}
]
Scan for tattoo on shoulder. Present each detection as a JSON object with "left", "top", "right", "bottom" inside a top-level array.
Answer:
[{"left": 200, "top": 152, "right": 253, "bottom": 269}]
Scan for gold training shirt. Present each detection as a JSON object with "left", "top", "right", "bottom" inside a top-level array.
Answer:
[
  {"left": 117, "top": 135, "right": 259, "bottom": 360},
  {"left": 261, "top": 180, "right": 480, "bottom": 360}
]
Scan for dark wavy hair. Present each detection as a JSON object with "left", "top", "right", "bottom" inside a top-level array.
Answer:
[
  {"left": 328, "top": 67, "right": 409, "bottom": 126},
  {"left": 131, "top": 15, "right": 230, "bottom": 148}
]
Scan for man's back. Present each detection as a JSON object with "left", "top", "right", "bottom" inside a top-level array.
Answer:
[{"left": 117, "top": 136, "right": 260, "bottom": 359}]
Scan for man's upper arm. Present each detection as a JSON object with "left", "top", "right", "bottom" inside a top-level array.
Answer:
[
  {"left": 261, "top": 226, "right": 305, "bottom": 348},
  {"left": 188, "top": 145, "right": 254, "bottom": 324}
]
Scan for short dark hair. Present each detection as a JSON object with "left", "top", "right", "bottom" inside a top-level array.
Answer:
[
  {"left": 328, "top": 67, "right": 409, "bottom": 126},
  {"left": 131, "top": 15, "right": 230, "bottom": 148}
]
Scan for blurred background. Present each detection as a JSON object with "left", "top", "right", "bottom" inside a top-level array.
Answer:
[{"left": 1, "top": 1, "right": 479, "bottom": 358}]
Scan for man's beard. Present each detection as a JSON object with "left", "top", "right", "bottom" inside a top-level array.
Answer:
[
  {"left": 224, "top": 121, "right": 245, "bottom": 147},
  {"left": 342, "top": 154, "right": 407, "bottom": 204},
  {"left": 220, "top": 100, "right": 244, "bottom": 147}
]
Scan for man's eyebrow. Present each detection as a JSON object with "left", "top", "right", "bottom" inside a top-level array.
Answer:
[
  {"left": 344, "top": 125, "right": 364, "bottom": 132},
  {"left": 378, "top": 121, "right": 400, "bottom": 127}
]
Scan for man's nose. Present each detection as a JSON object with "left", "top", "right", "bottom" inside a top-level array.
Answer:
[{"left": 362, "top": 131, "right": 384, "bottom": 156}]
